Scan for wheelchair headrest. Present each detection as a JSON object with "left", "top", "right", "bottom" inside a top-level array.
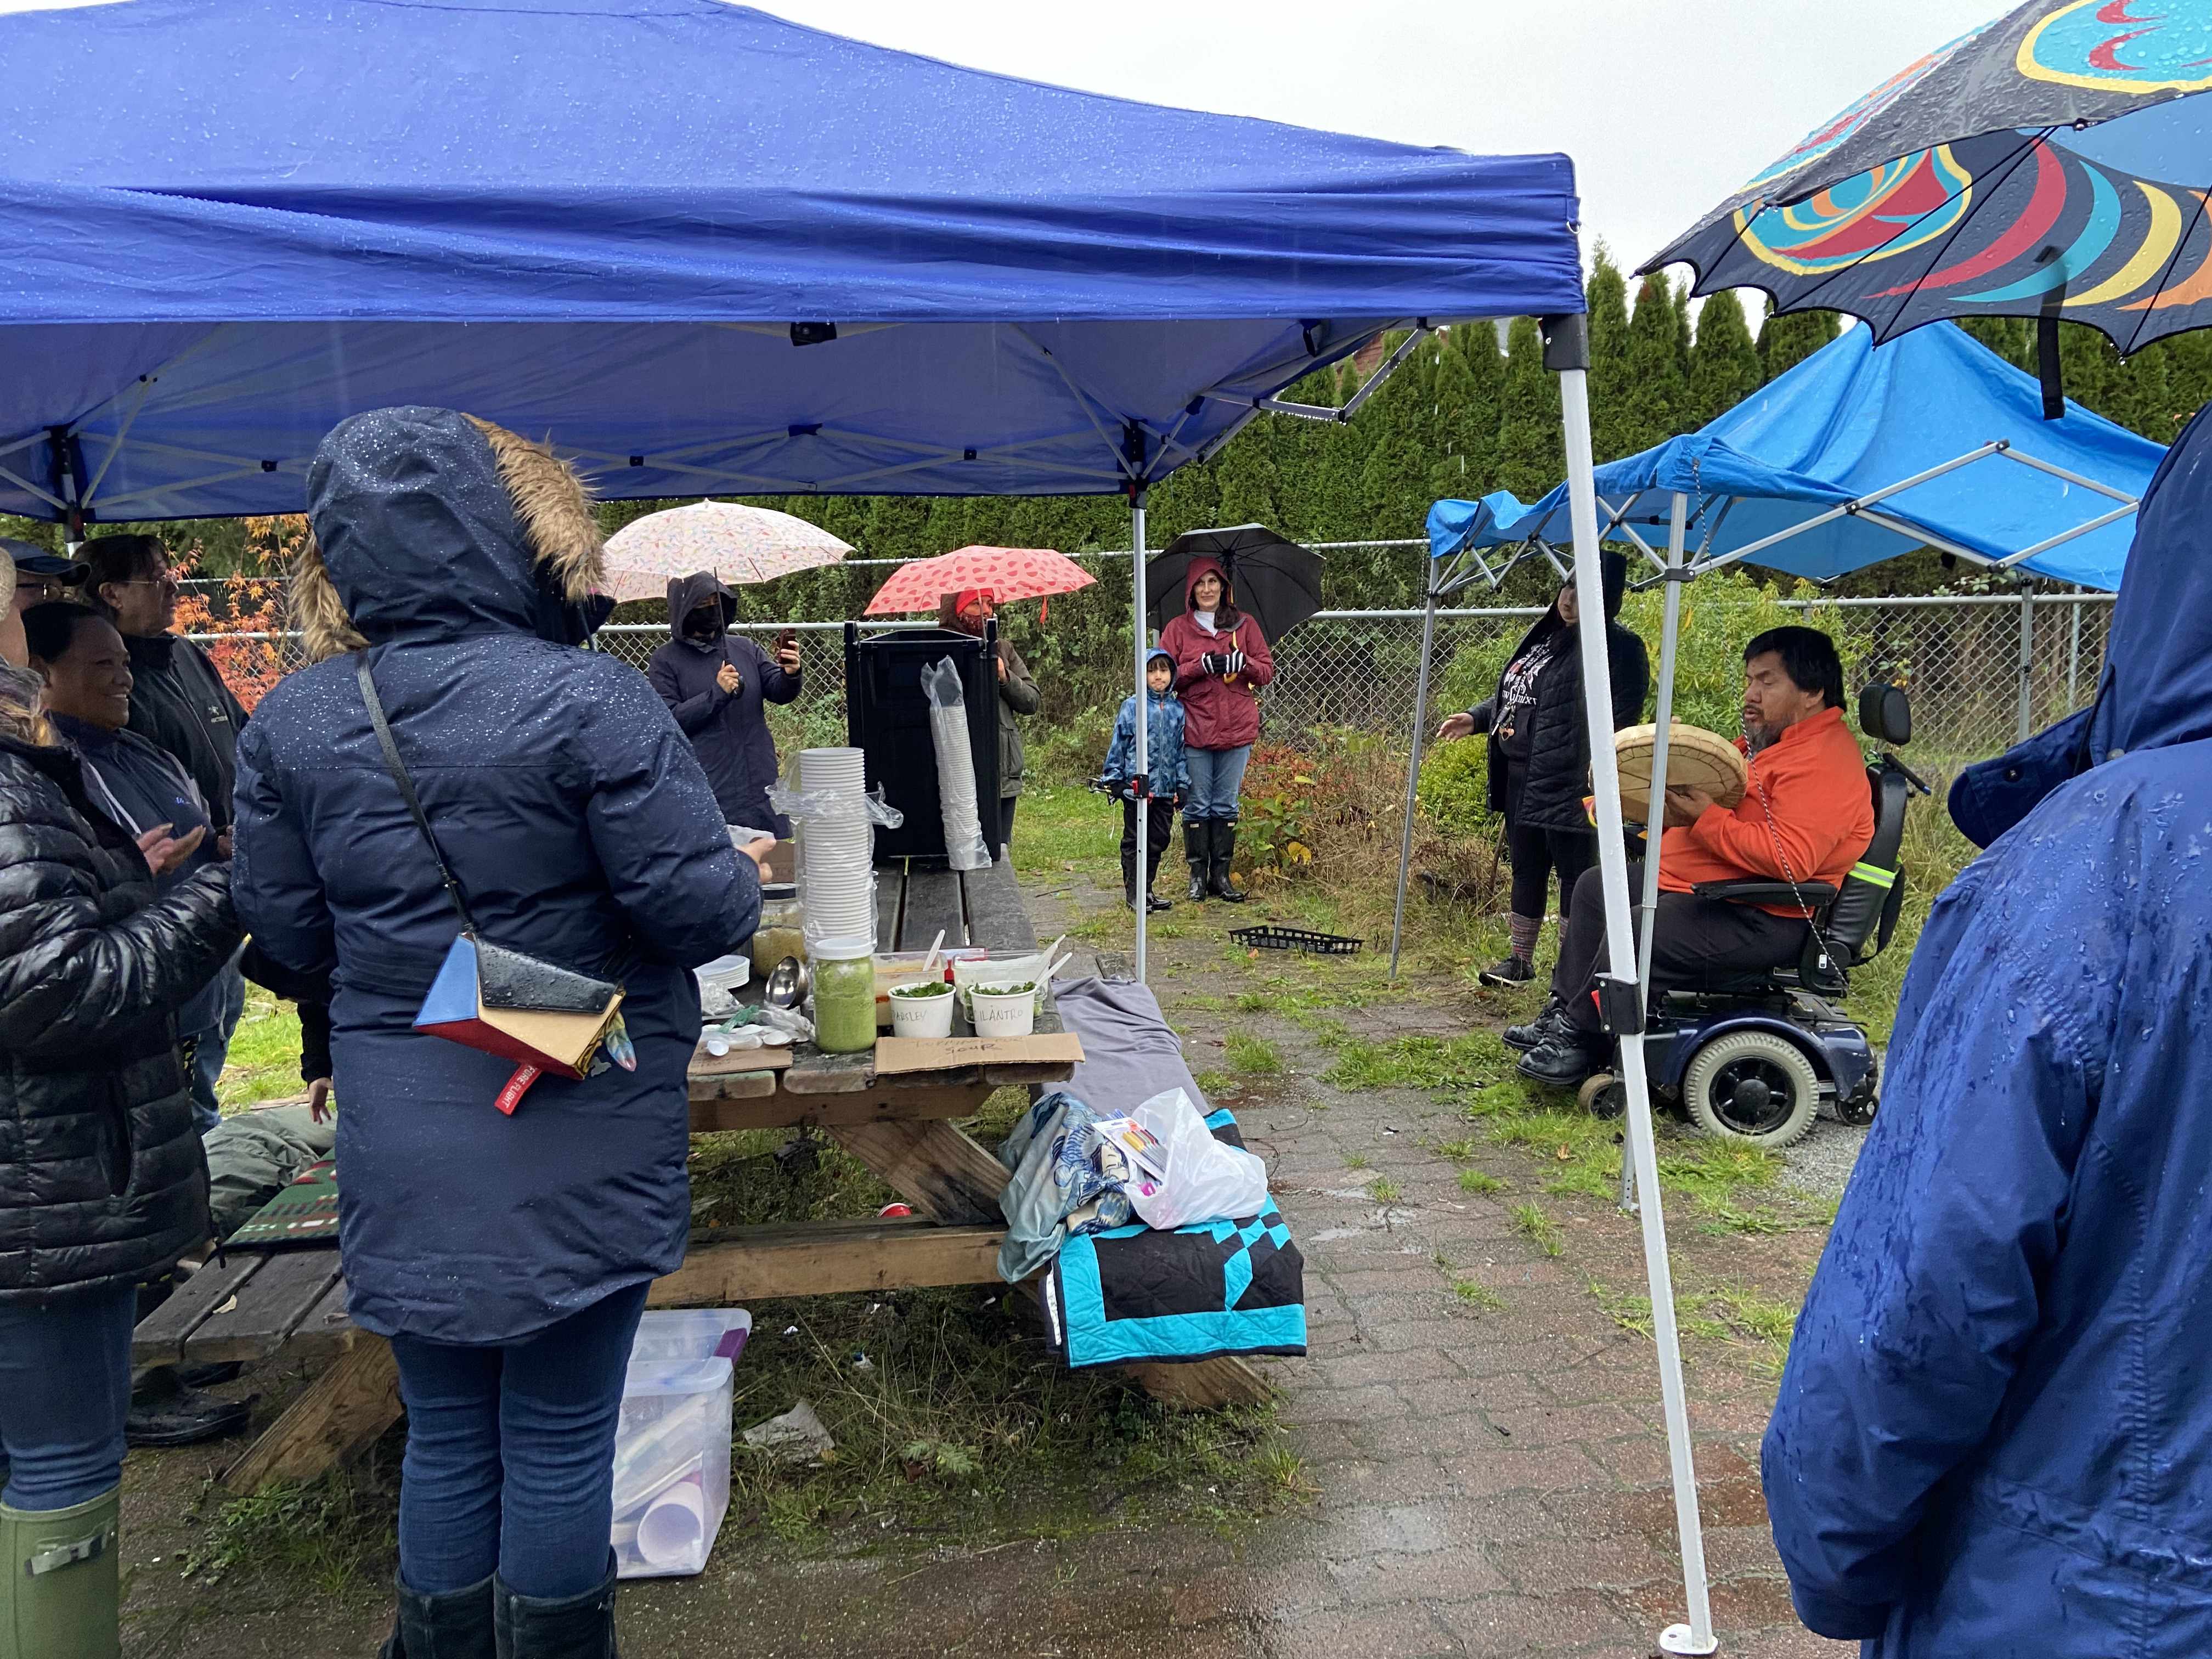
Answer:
[{"left": 1858, "top": 682, "right": 1912, "bottom": 748}]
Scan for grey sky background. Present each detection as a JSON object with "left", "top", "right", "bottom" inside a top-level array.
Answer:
[{"left": 752, "top": 0, "right": 2005, "bottom": 287}]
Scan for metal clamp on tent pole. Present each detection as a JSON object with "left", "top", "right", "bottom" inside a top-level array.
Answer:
[{"left": 1594, "top": 973, "right": 1645, "bottom": 1037}]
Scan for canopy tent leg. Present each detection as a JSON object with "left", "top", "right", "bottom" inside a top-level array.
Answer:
[
  {"left": 1131, "top": 491, "right": 1150, "bottom": 983},
  {"left": 1622, "top": 492, "right": 1690, "bottom": 1215},
  {"left": 1387, "top": 571, "right": 1443, "bottom": 981},
  {"left": 1547, "top": 320, "right": 1716, "bottom": 1657}
]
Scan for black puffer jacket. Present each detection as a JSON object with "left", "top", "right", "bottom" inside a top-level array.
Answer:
[
  {"left": 0, "top": 733, "right": 241, "bottom": 1301},
  {"left": 1470, "top": 552, "right": 1650, "bottom": 833}
]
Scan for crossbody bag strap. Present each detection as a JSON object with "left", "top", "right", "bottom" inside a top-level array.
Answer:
[{"left": 355, "top": 653, "right": 477, "bottom": 936}]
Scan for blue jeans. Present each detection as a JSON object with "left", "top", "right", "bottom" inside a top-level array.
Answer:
[
  {"left": 0, "top": 1284, "right": 136, "bottom": 1510},
  {"left": 388, "top": 1283, "right": 649, "bottom": 1598},
  {"left": 184, "top": 958, "right": 247, "bottom": 1136},
  {"left": 1185, "top": 744, "right": 1252, "bottom": 822}
]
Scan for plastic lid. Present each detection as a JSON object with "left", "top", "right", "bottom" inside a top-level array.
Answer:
[
  {"left": 809, "top": 935, "right": 874, "bottom": 960},
  {"left": 759, "top": 882, "right": 798, "bottom": 900}
]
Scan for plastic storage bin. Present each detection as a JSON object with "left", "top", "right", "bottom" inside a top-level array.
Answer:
[
  {"left": 611, "top": 1308, "right": 749, "bottom": 1579},
  {"left": 844, "top": 622, "right": 1000, "bottom": 864}
]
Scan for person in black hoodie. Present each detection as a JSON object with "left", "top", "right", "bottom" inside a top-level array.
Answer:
[
  {"left": 0, "top": 558, "right": 241, "bottom": 1659},
  {"left": 647, "top": 571, "right": 803, "bottom": 835},
  {"left": 84, "top": 534, "right": 251, "bottom": 1132},
  {"left": 1436, "top": 550, "right": 1648, "bottom": 987}
]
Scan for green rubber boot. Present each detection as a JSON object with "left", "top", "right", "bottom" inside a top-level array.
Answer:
[{"left": 1, "top": 1487, "right": 121, "bottom": 1659}]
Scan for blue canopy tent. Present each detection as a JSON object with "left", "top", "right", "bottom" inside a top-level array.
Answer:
[
  {"left": 0, "top": 5, "right": 1718, "bottom": 1647},
  {"left": 1389, "top": 323, "right": 2163, "bottom": 1261}
]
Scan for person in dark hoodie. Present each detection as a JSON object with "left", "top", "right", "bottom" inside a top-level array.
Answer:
[
  {"left": 647, "top": 571, "right": 802, "bottom": 836},
  {"left": 232, "top": 409, "right": 765, "bottom": 1658},
  {"left": 939, "top": 588, "right": 1040, "bottom": 854},
  {"left": 1760, "top": 403, "right": 2212, "bottom": 1658},
  {"left": 1436, "top": 551, "right": 1649, "bottom": 986},
  {"left": 1156, "top": 557, "right": 1274, "bottom": 902}
]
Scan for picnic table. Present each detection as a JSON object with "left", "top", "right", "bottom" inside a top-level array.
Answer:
[{"left": 136, "top": 857, "right": 1267, "bottom": 1496}]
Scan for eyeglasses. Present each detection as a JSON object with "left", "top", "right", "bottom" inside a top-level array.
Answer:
[{"left": 109, "top": 570, "right": 182, "bottom": 590}]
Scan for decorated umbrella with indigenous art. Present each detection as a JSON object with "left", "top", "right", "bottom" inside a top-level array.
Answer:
[
  {"left": 601, "top": 500, "right": 851, "bottom": 601},
  {"left": 862, "top": 545, "right": 1096, "bottom": 616},
  {"left": 1651, "top": 1, "right": 2212, "bottom": 375}
]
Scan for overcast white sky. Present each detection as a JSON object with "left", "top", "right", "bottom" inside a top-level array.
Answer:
[{"left": 752, "top": 0, "right": 2002, "bottom": 280}]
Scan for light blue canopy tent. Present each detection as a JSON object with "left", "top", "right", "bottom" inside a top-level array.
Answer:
[
  {"left": 1427, "top": 321, "right": 2162, "bottom": 592},
  {"left": 0, "top": 5, "right": 1723, "bottom": 1644}
]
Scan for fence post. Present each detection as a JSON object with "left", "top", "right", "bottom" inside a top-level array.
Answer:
[
  {"left": 2016, "top": 585, "right": 2037, "bottom": 744},
  {"left": 2066, "top": 589, "right": 2084, "bottom": 711}
]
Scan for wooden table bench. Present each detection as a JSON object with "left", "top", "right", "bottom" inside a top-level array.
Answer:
[{"left": 138, "top": 857, "right": 1267, "bottom": 1493}]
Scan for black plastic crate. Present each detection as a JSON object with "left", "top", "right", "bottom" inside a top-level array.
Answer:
[{"left": 1228, "top": 924, "right": 1363, "bottom": 956}]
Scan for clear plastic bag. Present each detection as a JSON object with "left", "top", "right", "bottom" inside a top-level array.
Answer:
[
  {"left": 766, "top": 782, "right": 904, "bottom": 951},
  {"left": 1126, "top": 1087, "right": 1269, "bottom": 1231},
  {"left": 919, "top": 656, "right": 991, "bottom": 872}
]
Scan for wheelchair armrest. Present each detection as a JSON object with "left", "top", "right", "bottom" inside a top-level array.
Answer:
[{"left": 1690, "top": 879, "right": 1837, "bottom": 909}]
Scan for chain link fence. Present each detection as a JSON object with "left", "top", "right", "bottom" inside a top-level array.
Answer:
[{"left": 186, "top": 589, "right": 2113, "bottom": 781}]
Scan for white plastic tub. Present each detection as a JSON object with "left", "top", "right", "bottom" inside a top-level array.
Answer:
[{"left": 611, "top": 1308, "right": 749, "bottom": 1579}]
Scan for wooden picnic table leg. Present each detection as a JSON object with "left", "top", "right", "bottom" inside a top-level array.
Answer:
[
  {"left": 828, "top": 1115, "right": 1271, "bottom": 1410},
  {"left": 219, "top": 1335, "right": 402, "bottom": 1494}
]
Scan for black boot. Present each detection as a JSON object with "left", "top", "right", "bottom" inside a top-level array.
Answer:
[
  {"left": 493, "top": 1557, "right": 617, "bottom": 1659},
  {"left": 1207, "top": 820, "right": 1246, "bottom": 903},
  {"left": 1121, "top": 848, "right": 1139, "bottom": 911},
  {"left": 1184, "top": 820, "right": 1210, "bottom": 903},
  {"left": 1503, "top": 997, "right": 1572, "bottom": 1054},
  {"left": 381, "top": 1571, "right": 496, "bottom": 1659}
]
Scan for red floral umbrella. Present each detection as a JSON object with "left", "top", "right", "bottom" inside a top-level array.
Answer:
[{"left": 863, "top": 545, "right": 1095, "bottom": 617}]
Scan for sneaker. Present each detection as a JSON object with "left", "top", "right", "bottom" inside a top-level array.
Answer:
[
  {"left": 1478, "top": 954, "right": 1536, "bottom": 988},
  {"left": 1517, "top": 1034, "right": 1605, "bottom": 1091},
  {"left": 1503, "top": 999, "right": 1570, "bottom": 1053}
]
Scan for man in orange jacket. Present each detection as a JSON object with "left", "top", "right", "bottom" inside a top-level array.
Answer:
[{"left": 1515, "top": 627, "right": 1875, "bottom": 1090}]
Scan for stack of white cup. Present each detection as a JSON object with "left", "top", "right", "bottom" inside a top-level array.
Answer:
[{"left": 795, "top": 748, "right": 875, "bottom": 947}]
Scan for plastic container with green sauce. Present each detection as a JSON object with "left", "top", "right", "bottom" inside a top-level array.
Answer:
[{"left": 811, "top": 938, "right": 877, "bottom": 1054}]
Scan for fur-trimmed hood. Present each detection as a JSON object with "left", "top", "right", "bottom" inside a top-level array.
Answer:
[{"left": 294, "top": 408, "right": 605, "bottom": 660}]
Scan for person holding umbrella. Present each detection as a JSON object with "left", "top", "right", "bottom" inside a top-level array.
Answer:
[
  {"left": 938, "top": 588, "right": 1040, "bottom": 854},
  {"left": 648, "top": 572, "right": 803, "bottom": 836},
  {"left": 1157, "top": 557, "right": 1276, "bottom": 902},
  {"left": 1436, "top": 551, "right": 1647, "bottom": 986}
]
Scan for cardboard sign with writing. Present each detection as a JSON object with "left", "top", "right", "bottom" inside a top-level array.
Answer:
[{"left": 874, "top": 1033, "right": 1084, "bottom": 1075}]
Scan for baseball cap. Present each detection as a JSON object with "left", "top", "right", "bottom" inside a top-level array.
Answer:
[{"left": 3, "top": 538, "right": 88, "bottom": 586}]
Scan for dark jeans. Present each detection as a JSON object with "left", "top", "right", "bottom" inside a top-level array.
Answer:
[
  {"left": 1502, "top": 760, "right": 1596, "bottom": 922},
  {"left": 0, "top": 1282, "right": 136, "bottom": 1510},
  {"left": 1550, "top": 863, "right": 1809, "bottom": 1039},
  {"left": 1121, "top": 797, "right": 1176, "bottom": 890},
  {"left": 388, "top": 1282, "right": 650, "bottom": 1599},
  {"left": 997, "top": 794, "right": 1017, "bottom": 857}
]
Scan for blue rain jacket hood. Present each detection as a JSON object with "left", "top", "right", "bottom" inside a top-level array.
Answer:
[
  {"left": 1765, "top": 399, "right": 2212, "bottom": 1654},
  {"left": 232, "top": 407, "right": 758, "bottom": 1344}
]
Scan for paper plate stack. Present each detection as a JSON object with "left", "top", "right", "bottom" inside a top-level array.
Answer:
[
  {"left": 1612, "top": 723, "right": 1748, "bottom": 823},
  {"left": 794, "top": 748, "right": 876, "bottom": 946}
]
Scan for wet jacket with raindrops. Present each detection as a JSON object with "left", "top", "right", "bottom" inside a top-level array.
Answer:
[
  {"left": 232, "top": 408, "right": 759, "bottom": 1346},
  {"left": 0, "top": 733, "right": 239, "bottom": 1302},
  {"left": 1764, "top": 402, "right": 2212, "bottom": 1656}
]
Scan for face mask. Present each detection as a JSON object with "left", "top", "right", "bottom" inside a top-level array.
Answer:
[{"left": 683, "top": 607, "right": 723, "bottom": 641}]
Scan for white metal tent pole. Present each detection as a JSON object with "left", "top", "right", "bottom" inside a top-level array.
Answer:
[
  {"left": 1548, "top": 320, "right": 1716, "bottom": 1657},
  {"left": 1387, "top": 560, "right": 1443, "bottom": 981},
  {"left": 1621, "top": 490, "right": 1690, "bottom": 1217},
  {"left": 1132, "top": 491, "right": 1150, "bottom": 981}
]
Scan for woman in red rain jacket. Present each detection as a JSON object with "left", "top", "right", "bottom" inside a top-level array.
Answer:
[{"left": 1155, "top": 556, "right": 1274, "bottom": 902}]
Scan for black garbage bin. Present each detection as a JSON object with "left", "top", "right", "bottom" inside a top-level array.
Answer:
[{"left": 845, "top": 621, "right": 1001, "bottom": 865}]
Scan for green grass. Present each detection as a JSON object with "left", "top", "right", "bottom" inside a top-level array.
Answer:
[
  {"left": 184, "top": 1459, "right": 398, "bottom": 1593},
  {"left": 216, "top": 987, "right": 308, "bottom": 1111},
  {"left": 1451, "top": 1278, "right": 1505, "bottom": 1311},
  {"left": 1224, "top": 1033, "right": 1283, "bottom": 1076},
  {"left": 1509, "top": 1201, "right": 1564, "bottom": 1257},
  {"left": 1008, "top": 786, "right": 1121, "bottom": 878},
  {"left": 1368, "top": 1177, "right": 1404, "bottom": 1205},
  {"left": 1458, "top": 1168, "right": 1508, "bottom": 1195},
  {"left": 1343, "top": 1153, "right": 1369, "bottom": 1171}
]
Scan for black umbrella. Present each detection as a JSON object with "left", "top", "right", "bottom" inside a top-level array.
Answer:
[{"left": 1145, "top": 524, "right": 1324, "bottom": 642}]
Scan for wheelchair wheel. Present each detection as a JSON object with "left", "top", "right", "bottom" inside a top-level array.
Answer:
[
  {"left": 1577, "top": 1072, "right": 1627, "bottom": 1120},
  {"left": 1682, "top": 1030, "right": 1821, "bottom": 1148}
]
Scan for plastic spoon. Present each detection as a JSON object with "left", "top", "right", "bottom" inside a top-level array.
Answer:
[{"left": 921, "top": 928, "right": 947, "bottom": 977}]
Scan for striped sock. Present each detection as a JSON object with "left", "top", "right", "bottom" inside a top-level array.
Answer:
[{"left": 1507, "top": 912, "right": 1542, "bottom": 964}]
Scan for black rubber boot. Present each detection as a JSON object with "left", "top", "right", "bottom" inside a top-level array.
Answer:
[
  {"left": 381, "top": 1571, "right": 495, "bottom": 1659},
  {"left": 1207, "top": 820, "right": 1246, "bottom": 903},
  {"left": 493, "top": 1557, "right": 617, "bottom": 1659},
  {"left": 1121, "top": 849, "right": 1139, "bottom": 911},
  {"left": 1184, "top": 820, "right": 1210, "bottom": 903}
]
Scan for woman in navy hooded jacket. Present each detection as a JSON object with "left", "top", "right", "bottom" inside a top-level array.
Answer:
[
  {"left": 1763, "top": 403, "right": 2212, "bottom": 1657},
  {"left": 233, "top": 409, "right": 763, "bottom": 1657}
]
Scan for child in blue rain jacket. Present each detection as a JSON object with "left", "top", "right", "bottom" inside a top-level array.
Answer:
[{"left": 1099, "top": 648, "right": 1189, "bottom": 912}]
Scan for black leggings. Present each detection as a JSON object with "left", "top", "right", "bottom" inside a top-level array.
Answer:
[{"left": 1503, "top": 762, "right": 1595, "bottom": 921}]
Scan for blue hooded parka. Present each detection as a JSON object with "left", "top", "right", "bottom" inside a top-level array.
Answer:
[
  {"left": 232, "top": 408, "right": 758, "bottom": 1345},
  {"left": 1764, "top": 403, "right": 2212, "bottom": 1654}
]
